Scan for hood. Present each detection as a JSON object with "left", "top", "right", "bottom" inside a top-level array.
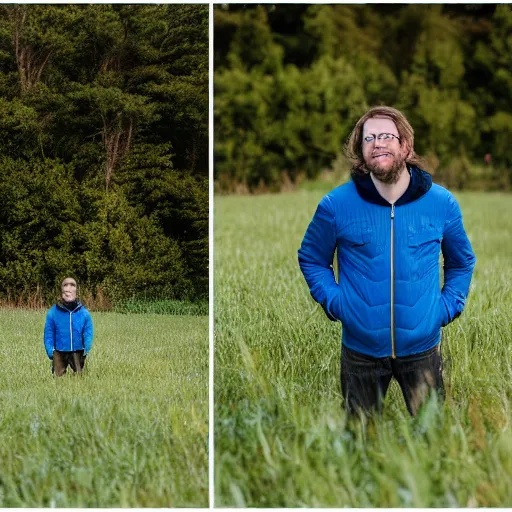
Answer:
[
  {"left": 57, "top": 300, "right": 82, "bottom": 312},
  {"left": 352, "top": 166, "right": 433, "bottom": 206}
]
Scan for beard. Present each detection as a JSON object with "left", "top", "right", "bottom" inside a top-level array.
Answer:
[{"left": 365, "top": 152, "right": 407, "bottom": 185}]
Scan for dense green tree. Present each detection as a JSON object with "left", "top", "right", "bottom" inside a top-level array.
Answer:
[
  {"left": 0, "top": 157, "right": 83, "bottom": 300},
  {"left": 215, "top": 4, "right": 512, "bottom": 192},
  {"left": 481, "top": 5, "right": 512, "bottom": 181},
  {"left": 0, "top": 5, "right": 208, "bottom": 305},
  {"left": 215, "top": 6, "right": 368, "bottom": 190}
]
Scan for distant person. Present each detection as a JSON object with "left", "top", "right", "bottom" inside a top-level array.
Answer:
[
  {"left": 298, "top": 106, "right": 476, "bottom": 417},
  {"left": 44, "top": 277, "right": 94, "bottom": 376}
]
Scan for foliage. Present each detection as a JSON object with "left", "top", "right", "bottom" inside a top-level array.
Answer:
[
  {"left": 214, "top": 190, "right": 512, "bottom": 506},
  {"left": 214, "top": 4, "right": 512, "bottom": 191},
  {"left": 0, "top": 5, "right": 208, "bottom": 304}
]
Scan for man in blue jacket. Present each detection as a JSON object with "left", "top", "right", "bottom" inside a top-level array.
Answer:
[
  {"left": 298, "top": 106, "right": 476, "bottom": 417},
  {"left": 44, "top": 277, "right": 94, "bottom": 376}
]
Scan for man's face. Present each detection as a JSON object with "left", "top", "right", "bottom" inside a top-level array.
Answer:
[
  {"left": 61, "top": 278, "right": 77, "bottom": 302},
  {"left": 362, "top": 117, "right": 409, "bottom": 184}
]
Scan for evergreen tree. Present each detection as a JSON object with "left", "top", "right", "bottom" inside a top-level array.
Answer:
[{"left": 0, "top": 5, "right": 208, "bottom": 305}]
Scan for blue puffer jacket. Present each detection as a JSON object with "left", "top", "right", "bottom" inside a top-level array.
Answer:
[
  {"left": 298, "top": 167, "right": 476, "bottom": 358},
  {"left": 44, "top": 301, "right": 94, "bottom": 359}
]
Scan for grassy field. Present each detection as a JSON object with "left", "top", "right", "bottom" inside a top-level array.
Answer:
[
  {"left": 214, "top": 187, "right": 512, "bottom": 507},
  {"left": 0, "top": 310, "right": 208, "bottom": 507}
]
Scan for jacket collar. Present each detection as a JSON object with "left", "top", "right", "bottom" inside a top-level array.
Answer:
[
  {"left": 352, "top": 166, "right": 433, "bottom": 206},
  {"left": 57, "top": 300, "right": 82, "bottom": 312}
]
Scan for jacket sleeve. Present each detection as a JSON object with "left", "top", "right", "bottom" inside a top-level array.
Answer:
[
  {"left": 298, "top": 195, "right": 340, "bottom": 321},
  {"left": 441, "top": 194, "right": 476, "bottom": 325},
  {"left": 44, "top": 309, "right": 55, "bottom": 359},
  {"left": 83, "top": 310, "right": 94, "bottom": 354}
]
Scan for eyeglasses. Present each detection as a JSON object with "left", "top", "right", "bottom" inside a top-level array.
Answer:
[{"left": 363, "top": 133, "right": 401, "bottom": 144}]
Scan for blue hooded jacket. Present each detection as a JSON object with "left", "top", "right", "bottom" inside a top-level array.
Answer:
[
  {"left": 298, "top": 167, "right": 476, "bottom": 358},
  {"left": 44, "top": 301, "right": 94, "bottom": 359}
]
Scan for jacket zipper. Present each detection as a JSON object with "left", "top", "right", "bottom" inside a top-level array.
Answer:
[
  {"left": 390, "top": 203, "right": 396, "bottom": 359},
  {"left": 69, "top": 312, "right": 73, "bottom": 351}
]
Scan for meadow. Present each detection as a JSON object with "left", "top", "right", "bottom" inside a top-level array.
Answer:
[
  {"left": 0, "top": 310, "right": 208, "bottom": 507},
  {"left": 214, "top": 185, "right": 512, "bottom": 507}
]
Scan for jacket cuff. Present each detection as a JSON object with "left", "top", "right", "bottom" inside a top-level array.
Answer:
[
  {"left": 322, "top": 290, "right": 341, "bottom": 322},
  {"left": 441, "top": 294, "right": 465, "bottom": 327}
]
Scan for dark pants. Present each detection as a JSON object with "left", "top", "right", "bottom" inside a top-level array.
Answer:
[
  {"left": 52, "top": 350, "right": 86, "bottom": 376},
  {"left": 341, "top": 343, "right": 444, "bottom": 417}
]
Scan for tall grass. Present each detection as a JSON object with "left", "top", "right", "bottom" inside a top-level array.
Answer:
[
  {"left": 214, "top": 188, "right": 512, "bottom": 507},
  {"left": 0, "top": 310, "right": 208, "bottom": 507},
  {"left": 114, "top": 299, "right": 208, "bottom": 316}
]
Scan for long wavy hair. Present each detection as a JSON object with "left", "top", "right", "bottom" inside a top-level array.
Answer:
[{"left": 344, "top": 106, "right": 424, "bottom": 178}]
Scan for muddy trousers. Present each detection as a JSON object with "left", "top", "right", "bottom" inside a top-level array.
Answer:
[
  {"left": 52, "top": 350, "right": 86, "bottom": 376},
  {"left": 341, "top": 343, "right": 444, "bottom": 417}
]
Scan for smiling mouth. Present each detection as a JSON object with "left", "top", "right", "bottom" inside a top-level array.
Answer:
[{"left": 373, "top": 153, "right": 392, "bottom": 159}]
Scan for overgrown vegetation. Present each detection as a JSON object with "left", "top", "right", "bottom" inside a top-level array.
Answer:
[
  {"left": 0, "top": 5, "right": 208, "bottom": 305},
  {"left": 214, "top": 189, "right": 512, "bottom": 506},
  {"left": 214, "top": 4, "right": 512, "bottom": 192}
]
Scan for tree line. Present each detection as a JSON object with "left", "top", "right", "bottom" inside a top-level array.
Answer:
[
  {"left": 0, "top": 5, "right": 208, "bottom": 306},
  {"left": 214, "top": 4, "right": 512, "bottom": 192}
]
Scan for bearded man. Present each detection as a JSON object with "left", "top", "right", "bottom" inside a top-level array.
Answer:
[
  {"left": 298, "top": 106, "right": 476, "bottom": 416},
  {"left": 44, "top": 277, "right": 94, "bottom": 376}
]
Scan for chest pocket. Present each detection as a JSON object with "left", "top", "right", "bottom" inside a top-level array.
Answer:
[
  {"left": 407, "top": 229, "right": 442, "bottom": 247},
  {"left": 340, "top": 221, "right": 383, "bottom": 259},
  {"left": 408, "top": 215, "right": 443, "bottom": 247},
  {"left": 407, "top": 228, "right": 442, "bottom": 279},
  {"left": 343, "top": 223, "right": 371, "bottom": 245}
]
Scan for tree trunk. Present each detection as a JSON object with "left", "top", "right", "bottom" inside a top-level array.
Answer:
[
  {"left": 10, "top": 6, "right": 51, "bottom": 92},
  {"left": 103, "top": 114, "right": 133, "bottom": 190}
]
